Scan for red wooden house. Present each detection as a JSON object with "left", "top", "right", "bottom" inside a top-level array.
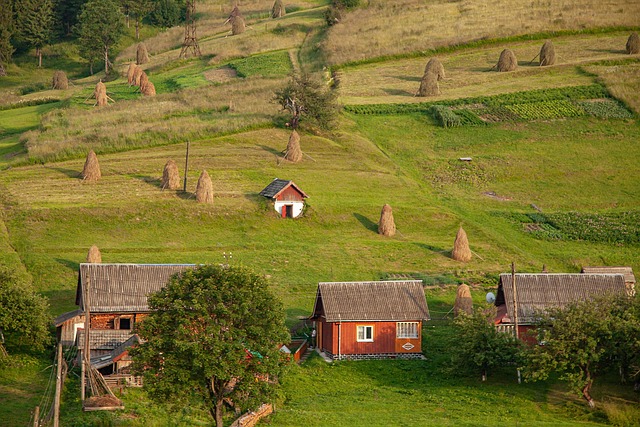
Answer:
[
  {"left": 310, "top": 280, "right": 430, "bottom": 360},
  {"left": 259, "top": 178, "right": 308, "bottom": 218},
  {"left": 494, "top": 273, "right": 628, "bottom": 343}
]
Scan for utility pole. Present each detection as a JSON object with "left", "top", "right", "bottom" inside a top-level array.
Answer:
[
  {"left": 82, "top": 267, "right": 91, "bottom": 402},
  {"left": 33, "top": 406, "right": 39, "bottom": 427},
  {"left": 179, "top": 1, "right": 202, "bottom": 59},
  {"left": 183, "top": 141, "right": 190, "bottom": 192},
  {"left": 512, "top": 262, "right": 522, "bottom": 384},
  {"left": 53, "top": 343, "right": 62, "bottom": 427}
]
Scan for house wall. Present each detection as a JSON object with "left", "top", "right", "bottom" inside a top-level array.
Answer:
[
  {"left": 275, "top": 187, "right": 304, "bottom": 202},
  {"left": 57, "top": 315, "right": 84, "bottom": 347},
  {"left": 320, "top": 320, "right": 423, "bottom": 356},
  {"left": 274, "top": 201, "right": 305, "bottom": 218}
]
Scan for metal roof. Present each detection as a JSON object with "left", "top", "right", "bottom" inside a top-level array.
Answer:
[
  {"left": 312, "top": 280, "right": 430, "bottom": 322},
  {"left": 497, "top": 273, "right": 627, "bottom": 324},
  {"left": 75, "top": 263, "right": 196, "bottom": 313},
  {"left": 259, "top": 179, "right": 308, "bottom": 199}
]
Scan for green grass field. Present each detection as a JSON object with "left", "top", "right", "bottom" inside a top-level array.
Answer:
[{"left": 1, "top": 0, "right": 639, "bottom": 425}]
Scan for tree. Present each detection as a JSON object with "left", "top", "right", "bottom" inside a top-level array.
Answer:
[
  {"left": 148, "top": 0, "right": 183, "bottom": 28},
  {"left": 131, "top": 265, "right": 290, "bottom": 427},
  {"left": 15, "top": 0, "right": 54, "bottom": 67},
  {"left": 274, "top": 73, "right": 338, "bottom": 131},
  {"left": 76, "top": 0, "right": 125, "bottom": 75},
  {"left": 522, "top": 297, "right": 618, "bottom": 407},
  {"left": 0, "top": 267, "right": 50, "bottom": 357},
  {"left": 54, "top": 0, "right": 87, "bottom": 36},
  {"left": 452, "top": 306, "right": 522, "bottom": 381},
  {"left": 0, "top": 0, "right": 15, "bottom": 76}
]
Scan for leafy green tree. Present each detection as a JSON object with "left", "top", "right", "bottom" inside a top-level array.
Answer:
[
  {"left": 148, "top": 0, "right": 183, "bottom": 28},
  {"left": 452, "top": 306, "right": 522, "bottom": 381},
  {"left": 274, "top": 73, "right": 338, "bottom": 131},
  {"left": 0, "top": 267, "right": 50, "bottom": 357},
  {"left": 0, "top": 0, "right": 15, "bottom": 75},
  {"left": 523, "top": 297, "right": 617, "bottom": 407},
  {"left": 76, "top": 0, "right": 125, "bottom": 75},
  {"left": 54, "top": 0, "right": 87, "bottom": 36},
  {"left": 15, "top": 0, "right": 54, "bottom": 67},
  {"left": 131, "top": 265, "right": 290, "bottom": 427},
  {"left": 130, "top": 0, "right": 153, "bottom": 39},
  {"left": 601, "top": 295, "right": 640, "bottom": 386}
]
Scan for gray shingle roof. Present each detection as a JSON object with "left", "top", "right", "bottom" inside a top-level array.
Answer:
[
  {"left": 581, "top": 266, "right": 635, "bottom": 284},
  {"left": 77, "top": 329, "right": 134, "bottom": 351},
  {"left": 259, "top": 179, "right": 308, "bottom": 199},
  {"left": 75, "top": 263, "right": 196, "bottom": 313},
  {"left": 497, "top": 273, "right": 627, "bottom": 324},
  {"left": 312, "top": 281, "right": 430, "bottom": 322}
]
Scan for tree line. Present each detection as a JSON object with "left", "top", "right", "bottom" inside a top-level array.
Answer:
[{"left": 0, "top": 0, "right": 187, "bottom": 75}]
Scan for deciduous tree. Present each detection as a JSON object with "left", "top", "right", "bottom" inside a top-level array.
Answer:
[
  {"left": 131, "top": 265, "right": 289, "bottom": 427},
  {"left": 76, "top": 0, "right": 125, "bottom": 75},
  {"left": 274, "top": 73, "right": 338, "bottom": 131}
]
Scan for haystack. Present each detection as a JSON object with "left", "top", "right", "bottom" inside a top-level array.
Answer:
[
  {"left": 195, "top": 170, "right": 214, "bottom": 204},
  {"left": 136, "top": 43, "right": 149, "bottom": 65},
  {"left": 378, "top": 204, "right": 396, "bottom": 237},
  {"left": 52, "top": 70, "right": 68, "bottom": 90},
  {"left": 271, "top": 0, "right": 286, "bottom": 18},
  {"left": 231, "top": 16, "right": 246, "bottom": 35},
  {"left": 626, "top": 32, "right": 640, "bottom": 54},
  {"left": 86, "top": 245, "right": 102, "bottom": 263},
  {"left": 424, "top": 58, "right": 445, "bottom": 80},
  {"left": 496, "top": 49, "right": 517, "bottom": 72},
  {"left": 453, "top": 284, "right": 473, "bottom": 317},
  {"left": 141, "top": 81, "right": 156, "bottom": 96},
  {"left": 94, "top": 81, "right": 107, "bottom": 107},
  {"left": 81, "top": 150, "right": 101, "bottom": 181},
  {"left": 539, "top": 40, "right": 556, "bottom": 66},
  {"left": 451, "top": 226, "right": 472, "bottom": 262},
  {"left": 127, "top": 63, "right": 137, "bottom": 85},
  {"left": 161, "top": 159, "right": 181, "bottom": 190},
  {"left": 133, "top": 66, "right": 143, "bottom": 86},
  {"left": 139, "top": 71, "right": 149, "bottom": 92},
  {"left": 417, "top": 71, "right": 439, "bottom": 97},
  {"left": 284, "top": 130, "right": 302, "bottom": 162}
]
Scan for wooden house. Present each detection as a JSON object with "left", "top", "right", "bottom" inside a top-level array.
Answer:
[
  {"left": 581, "top": 266, "right": 635, "bottom": 296},
  {"left": 55, "top": 263, "right": 195, "bottom": 375},
  {"left": 259, "top": 178, "right": 308, "bottom": 218},
  {"left": 310, "top": 280, "right": 430, "bottom": 360},
  {"left": 494, "top": 273, "right": 628, "bottom": 342}
]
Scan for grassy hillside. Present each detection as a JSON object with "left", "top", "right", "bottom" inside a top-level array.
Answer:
[{"left": 1, "top": 0, "right": 639, "bottom": 425}]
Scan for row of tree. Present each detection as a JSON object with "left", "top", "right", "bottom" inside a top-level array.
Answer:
[
  {"left": 454, "top": 295, "right": 640, "bottom": 407},
  {"left": 0, "top": 0, "right": 186, "bottom": 75}
]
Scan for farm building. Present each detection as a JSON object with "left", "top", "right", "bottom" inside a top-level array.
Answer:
[
  {"left": 55, "top": 263, "right": 195, "bottom": 376},
  {"left": 259, "top": 178, "right": 308, "bottom": 218},
  {"left": 310, "top": 280, "right": 430, "bottom": 360},
  {"left": 581, "top": 266, "right": 635, "bottom": 296},
  {"left": 494, "top": 273, "right": 628, "bottom": 342}
]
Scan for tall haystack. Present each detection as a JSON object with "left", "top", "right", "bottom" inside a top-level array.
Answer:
[
  {"left": 271, "top": 0, "right": 286, "bottom": 18},
  {"left": 81, "top": 150, "right": 101, "bottom": 181},
  {"left": 231, "top": 16, "right": 246, "bottom": 35},
  {"left": 195, "top": 170, "right": 214, "bottom": 204},
  {"left": 417, "top": 71, "right": 439, "bottom": 97},
  {"left": 496, "top": 49, "right": 517, "bottom": 72},
  {"left": 451, "top": 226, "right": 472, "bottom": 262},
  {"left": 139, "top": 71, "right": 149, "bottom": 92},
  {"left": 136, "top": 43, "right": 149, "bottom": 65},
  {"left": 141, "top": 81, "right": 156, "bottom": 96},
  {"left": 284, "top": 130, "right": 302, "bottom": 162},
  {"left": 162, "top": 159, "right": 181, "bottom": 190},
  {"left": 539, "top": 40, "right": 556, "bottom": 66},
  {"left": 94, "top": 81, "right": 107, "bottom": 107},
  {"left": 424, "top": 58, "right": 445, "bottom": 80},
  {"left": 86, "top": 245, "right": 102, "bottom": 263},
  {"left": 52, "top": 70, "right": 68, "bottom": 90},
  {"left": 127, "top": 63, "right": 137, "bottom": 85},
  {"left": 453, "top": 284, "right": 473, "bottom": 317},
  {"left": 133, "top": 66, "right": 143, "bottom": 86},
  {"left": 378, "top": 204, "right": 396, "bottom": 237},
  {"left": 626, "top": 32, "right": 640, "bottom": 54}
]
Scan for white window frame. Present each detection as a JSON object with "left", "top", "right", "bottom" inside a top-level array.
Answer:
[
  {"left": 356, "top": 325, "right": 374, "bottom": 342},
  {"left": 396, "top": 322, "right": 419, "bottom": 339}
]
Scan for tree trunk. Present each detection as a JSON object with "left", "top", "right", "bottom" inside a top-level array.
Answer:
[
  {"left": 89, "top": 61, "right": 94, "bottom": 75},
  {"left": 104, "top": 47, "right": 109, "bottom": 75},
  {"left": 37, "top": 47, "right": 42, "bottom": 67},
  {"left": 582, "top": 381, "right": 595, "bottom": 408},
  {"left": 482, "top": 370, "right": 487, "bottom": 382},
  {"left": 135, "top": 20, "right": 140, "bottom": 40},
  {"left": 214, "top": 398, "right": 224, "bottom": 427}
]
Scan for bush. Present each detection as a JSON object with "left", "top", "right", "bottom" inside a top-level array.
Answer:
[{"left": 431, "top": 105, "right": 461, "bottom": 128}]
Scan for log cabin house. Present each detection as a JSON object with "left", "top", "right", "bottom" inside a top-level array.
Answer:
[
  {"left": 259, "top": 178, "right": 308, "bottom": 218},
  {"left": 55, "top": 263, "right": 195, "bottom": 377},
  {"left": 494, "top": 273, "right": 629, "bottom": 343},
  {"left": 310, "top": 280, "right": 430, "bottom": 360}
]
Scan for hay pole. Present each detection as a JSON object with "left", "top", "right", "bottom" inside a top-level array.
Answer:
[
  {"left": 528, "top": 53, "right": 540, "bottom": 64},
  {"left": 470, "top": 249, "right": 485, "bottom": 260},
  {"left": 302, "top": 152, "right": 317, "bottom": 162}
]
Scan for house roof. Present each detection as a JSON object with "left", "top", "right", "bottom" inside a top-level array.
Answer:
[
  {"left": 259, "top": 179, "right": 308, "bottom": 199},
  {"left": 77, "top": 329, "right": 134, "bottom": 351},
  {"left": 75, "top": 263, "right": 196, "bottom": 313},
  {"left": 312, "top": 280, "right": 430, "bottom": 322},
  {"left": 53, "top": 309, "right": 83, "bottom": 327},
  {"left": 90, "top": 334, "right": 141, "bottom": 369},
  {"left": 496, "top": 273, "right": 627, "bottom": 324},
  {"left": 581, "top": 266, "right": 635, "bottom": 284}
]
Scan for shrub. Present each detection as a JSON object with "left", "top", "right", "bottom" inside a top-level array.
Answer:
[{"left": 431, "top": 105, "right": 461, "bottom": 128}]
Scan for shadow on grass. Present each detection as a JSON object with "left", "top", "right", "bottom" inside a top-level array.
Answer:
[
  {"left": 54, "top": 258, "right": 79, "bottom": 272},
  {"left": 353, "top": 213, "right": 378, "bottom": 233},
  {"left": 391, "top": 75, "right": 421, "bottom": 82},
  {"left": 47, "top": 166, "right": 81, "bottom": 179},
  {"left": 259, "top": 144, "right": 284, "bottom": 157},
  {"left": 382, "top": 88, "right": 414, "bottom": 97},
  {"left": 414, "top": 242, "right": 450, "bottom": 257},
  {"left": 587, "top": 48, "right": 626, "bottom": 54},
  {"left": 129, "top": 174, "right": 163, "bottom": 189}
]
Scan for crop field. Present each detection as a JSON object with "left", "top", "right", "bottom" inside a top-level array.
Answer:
[{"left": 1, "top": 0, "right": 639, "bottom": 425}]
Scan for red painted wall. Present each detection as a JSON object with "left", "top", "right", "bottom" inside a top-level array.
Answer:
[
  {"left": 275, "top": 186, "right": 304, "bottom": 202},
  {"left": 319, "top": 320, "right": 422, "bottom": 355}
]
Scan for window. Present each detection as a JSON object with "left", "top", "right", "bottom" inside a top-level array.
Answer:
[
  {"left": 116, "top": 316, "right": 132, "bottom": 330},
  {"left": 356, "top": 325, "right": 373, "bottom": 342},
  {"left": 396, "top": 322, "right": 419, "bottom": 339}
]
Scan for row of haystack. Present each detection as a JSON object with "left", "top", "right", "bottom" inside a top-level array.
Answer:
[
  {"left": 416, "top": 34, "right": 639, "bottom": 97},
  {"left": 127, "top": 62, "right": 155, "bottom": 96},
  {"left": 225, "top": 1, "right": 287, "bottom": 35}
]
